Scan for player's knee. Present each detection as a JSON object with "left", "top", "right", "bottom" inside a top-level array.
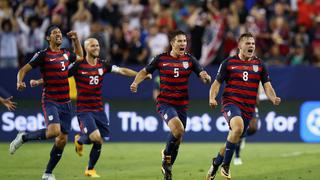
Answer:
[
  {"left": 47, "top": 129, "right": 60, "bottom": 138},
  {"left": 232, "top": 126, "right": 244, "bottom": 137},
  {"left": 172, "top": 127, "right": 185, "bottom": 139},
  {"left": 55, "top": 136, "right": 67, "bottom": 148},
  {"left": 89, "top": 132, "right": 103, "bottom": 144}
]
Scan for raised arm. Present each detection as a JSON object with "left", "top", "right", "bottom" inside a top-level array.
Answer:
[
  {"left": 17, "top": 64, "right": 33, "bottom": 91},
  {"left": 263, "top": 82, "right": 281, "bottom": 105},
  {"left": 130, "top": 68, "right": 149, "bottom": 93},
  {"left": 209, "top": 80, "right": 221, "bottom": 108},
  {"left": 67, "top": 31, "right": 83, "bottom": 61}
]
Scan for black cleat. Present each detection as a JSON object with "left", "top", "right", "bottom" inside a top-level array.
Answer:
[
  {"left": 206, "top": 158, "right": 220, "bottom": 180},
  {"left": 161, "top": 150, "right": 172, "bottom": 180},
  {"left": 220, "top": 164, "right": 231, "bottom": 179}
]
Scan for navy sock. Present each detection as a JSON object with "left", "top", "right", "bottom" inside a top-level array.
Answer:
[
  {"left": 45, "top": 145, "right": 64, "bottom": 173},
  {"left": 78, "top": 134, "right": 92, "bottom": 145},
  {"left": 235, "top": 141, "right": 241, "bottom": 158},
  {"left": 22, "top": 129, "right": 46, "bottom": 142},
  {"left": 88, "top": 143, "right": 102, "bottom": 170},
  {"left": 164, "top": 133, "right": 178, "bottom": 155},
  {"left": 171, "top": 144, "right": 180, "bottom": 165},
  {"left": 214, "top": 153, "right": 224, "bottom": 166},
  {"left": 223, "top": 141, "right": 236, "bottom": 166}
]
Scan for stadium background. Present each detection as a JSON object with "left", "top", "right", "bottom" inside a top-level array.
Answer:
[{"left": 0, "top": 0, "right": 320, "bottom": 143}]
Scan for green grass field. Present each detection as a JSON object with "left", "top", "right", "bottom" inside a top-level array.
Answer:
[{"left": 1, "top": 143, "right": 319, "bottom": 180}]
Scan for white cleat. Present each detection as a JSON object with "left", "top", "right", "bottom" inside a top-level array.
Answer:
[
  {"left": 42, "top": 173, "right": 56, "bottom": 180},
  {"left": 233, "top": 157, "right": 243, "bottom": 166},
  {"left": 9, "top": 132, "right": 26, "bottom": 155}
]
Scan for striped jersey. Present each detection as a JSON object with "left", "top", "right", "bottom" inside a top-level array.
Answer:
[
  {"left": 146, "top": 52, "right": 204, "bottom": 110},
  {"left": 68, "top": 59, "right": 113, "bottom": 112},
  {"left": 29, "top": 48, "right": 76, "bottom": 103},
  {"left": 216, "top": 55, "right": 270, "bottom": 119}
]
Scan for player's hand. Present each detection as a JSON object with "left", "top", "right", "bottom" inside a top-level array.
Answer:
[
  {"left": 30, "top": 79, "right": 39, "bottom": 87},
  {"left": 209, "top": 98, "right": 218, "bottom": 108},
  {"left": 17, "top": 82, "right": 26, "bottom": 91},
  {"left": 2, "top": 96, "right": 17, "bottom": 111},
  {"left": 272, "top": 97, "right": 281, "bottom": 105},
  {"left": 145, "top": 74, "right": 152, "bottom": 80},
  {"left": 67, "top": 31, "right": 78, "bottom": 40},
  {"left": 200, "top": 71, "right": 211, "bottom": 84},
  {"left": 130, "top": 82, "right": 138, "bottom": 93}
]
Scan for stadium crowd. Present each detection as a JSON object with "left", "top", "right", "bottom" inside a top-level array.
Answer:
[{"left": 0, "top": 0, "right": 320, "bottom": 68}]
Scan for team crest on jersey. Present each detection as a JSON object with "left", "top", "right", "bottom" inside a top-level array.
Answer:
[
  {"left": 98, "top": 68, "right": 103, "bottom": 75},
  {"left": 182, "top": 62, "right": 189, "bottom": 69},
  {"left": 253, "top": 65, "right": 259, "bottom": 72},
  {"left": 63, "top": 53, "right": 68, "bottom": 60}
]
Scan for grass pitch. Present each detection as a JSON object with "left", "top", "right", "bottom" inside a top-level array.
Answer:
[{"left": 1, "top": 142, "right": 319, "bottom": 180}]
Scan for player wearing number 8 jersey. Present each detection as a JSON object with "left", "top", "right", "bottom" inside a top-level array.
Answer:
[
  {"left": 131, "top": 30, "right": 211, "bottom": 180},
  {"left": 206, "top": 33, "right": 281, "bottom": 180},
  {"left": 10, "top": 26, "right": 83, "bottom": 180}
]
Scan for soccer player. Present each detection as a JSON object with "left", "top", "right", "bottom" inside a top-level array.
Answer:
[
  {"left": 0, "top": 96, "right": 17, "bottom": 111},
  {"left": 206, "top": 32, "right": 281, "bottom": 180},
  {"left": 9, "top": 26, "right": 83, "bottom": 180},
  {"left": 30, "top": 38, "right": 141, "bottom": 178},
  {"left": 130, "top": 30, "right": 211, "bottom": 180}
]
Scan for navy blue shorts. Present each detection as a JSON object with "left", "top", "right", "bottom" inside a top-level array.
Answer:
[
  {"left": 222, "top": 104, "right": 251, "bottom": 137},
  {"left": 77, "top": 111, "right": 110, "bottom": 139},
  {"left": 42, "top": 100, "right": 73, "bottom": 134},
  {"left": 157, "top": 103, "right": 187, "bottom": 128}
]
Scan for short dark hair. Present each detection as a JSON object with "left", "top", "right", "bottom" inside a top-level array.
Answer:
[
  {"left": 238, "top": 32, "right": 255, "bottom": 43},
  {"left": 45, "top": 25, "right": 60, "bottom": 37},
  {"left": 168, "top": 30, "right": 187, "bottom": 43}
]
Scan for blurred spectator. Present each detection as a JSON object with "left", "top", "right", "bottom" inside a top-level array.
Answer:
[
  {"left": 71, "top": 0, "right": 92, "bottom": 43},
  {"left": 0, "top": 19, "right": 18, "bottom": 68},
  {"left": 287, "top": 45, "right": 308, "bottom": 65},
  {"left": 0, "top": 0, "right": 13, "bottom": 22},
  {"left": 109, "top": 26, "right": 128, "bottom": 65},
  {"left": 125, "top": 28, "right": 149, "bottom": 65},
  {"left": 147, "top": 24, "right": 168, "bottom": 62}
]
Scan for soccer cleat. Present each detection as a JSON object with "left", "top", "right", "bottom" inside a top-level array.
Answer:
[
  {"left": 85, "top": 168, "right": 101, "bottom": 178},
  {"left": 161, "top": 149, "right": 172, "bottom": 180},
  {"left": 240, "top": 138, "right": 246, "bottom": 149},
  {"left": 74, "top": 134, "right": 83, "bottom": 156},
  {"left": 42, "top": 173, "right": 56, "bottom": 180},
  {"left": 9, "top": 132, "right": 26, "bottom": 155},
  {"left": 206, "top": 158, "right": 220, "bottom": 180},
  {"left": 233, "top": 157, "right": 243, "bottom": 166},
  {"left": 220, "top": 164, "right": 231, "bottom": 179}
]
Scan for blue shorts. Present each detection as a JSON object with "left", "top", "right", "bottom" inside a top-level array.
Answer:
[
  {"left": 157, "top": 103, "right": 187, "bottom": 128},
  {"left": 222, "top": 104, "right": 250, "bottom": 137},
  {"left": 77, "top": 111, "right": 110, "bottom": 138},
  {"left": 42, "top": 100, "right": 73, "bottom": 134}
]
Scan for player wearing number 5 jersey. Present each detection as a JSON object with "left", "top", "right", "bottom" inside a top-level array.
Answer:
[
  {"left": 206, "top": 33, "right": 281, "bottom": 180},
  {"left": 131, "top": 30, "right": 211, "bottom": 180},
  {"left": 10, "top": 26, "right": 83, "bottom": 180}
]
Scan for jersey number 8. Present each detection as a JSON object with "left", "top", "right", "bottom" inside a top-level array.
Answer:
[{"left": 242, "top": 71, "right": 248, "bottom": 81}]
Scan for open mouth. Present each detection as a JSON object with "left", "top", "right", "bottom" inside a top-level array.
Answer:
[
  {"left": 179, "top": 47, "right": 185, "bottom": 51},
  {"left": 248, "top": 49, "right": 253, "bottom": 53}
]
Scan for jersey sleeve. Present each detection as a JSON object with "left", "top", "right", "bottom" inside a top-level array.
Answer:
[
  {"left": 145, "top": 55, "right": 159, "bottom": 74},
  {"left": 28, "top": 51, "right": 44, "bottom": 68},
  {"left": 190, "top": 55, "right": 204, "bottom": 76},
  {"left": 216, "top": 60, "right": 228, "bottom": 83},
  {"left": 68, "top": 61, "right": 79, "bottom": 77},
  {"left": 260, "top": 62, "right": 271, "bottom": 83},
  {"left": 68, "top": 50, "right": 77, "bottom": 63}
]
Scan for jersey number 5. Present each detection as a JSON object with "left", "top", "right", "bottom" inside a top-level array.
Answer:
[
  {"left": 89, "top": 76, "right": 99, "bottom": 85},
  {"left": 242, "top": 71, "right": 248, "bottom": 81},
  {"left": 174, "top": 68, "right": 179, "bottom": 77}
]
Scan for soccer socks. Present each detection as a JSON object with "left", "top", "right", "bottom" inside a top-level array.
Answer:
[
  {"left": 45, "top": 145, "right": 64, "bottom": 174},
  {"left": 164, "top": 133, "right": 178, "bottom": 155},
  {"left": 88, "top": 143, "right": 102, "bottom": 170},
  {"left": 235, "top": 141, "right": 241, "bottom": 158},
  {"left": 22, "top": 129, "right": 46, "bottom": 142},
  {"left": 223, "top": 141, "right": 236, "bottom": 166},
  {"left": 171, "top": 144, "right": 180, "bottom": 165},
  {"left": 214, "top": 153, "right": 224, "bottom": 166},
  {"left": 78, "top": 134, "right": 92, "bottom": 145}
]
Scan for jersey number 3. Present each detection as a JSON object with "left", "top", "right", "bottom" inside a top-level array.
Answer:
[{"left": 242, "top": 71, "right": 248, "bottom": 81}]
